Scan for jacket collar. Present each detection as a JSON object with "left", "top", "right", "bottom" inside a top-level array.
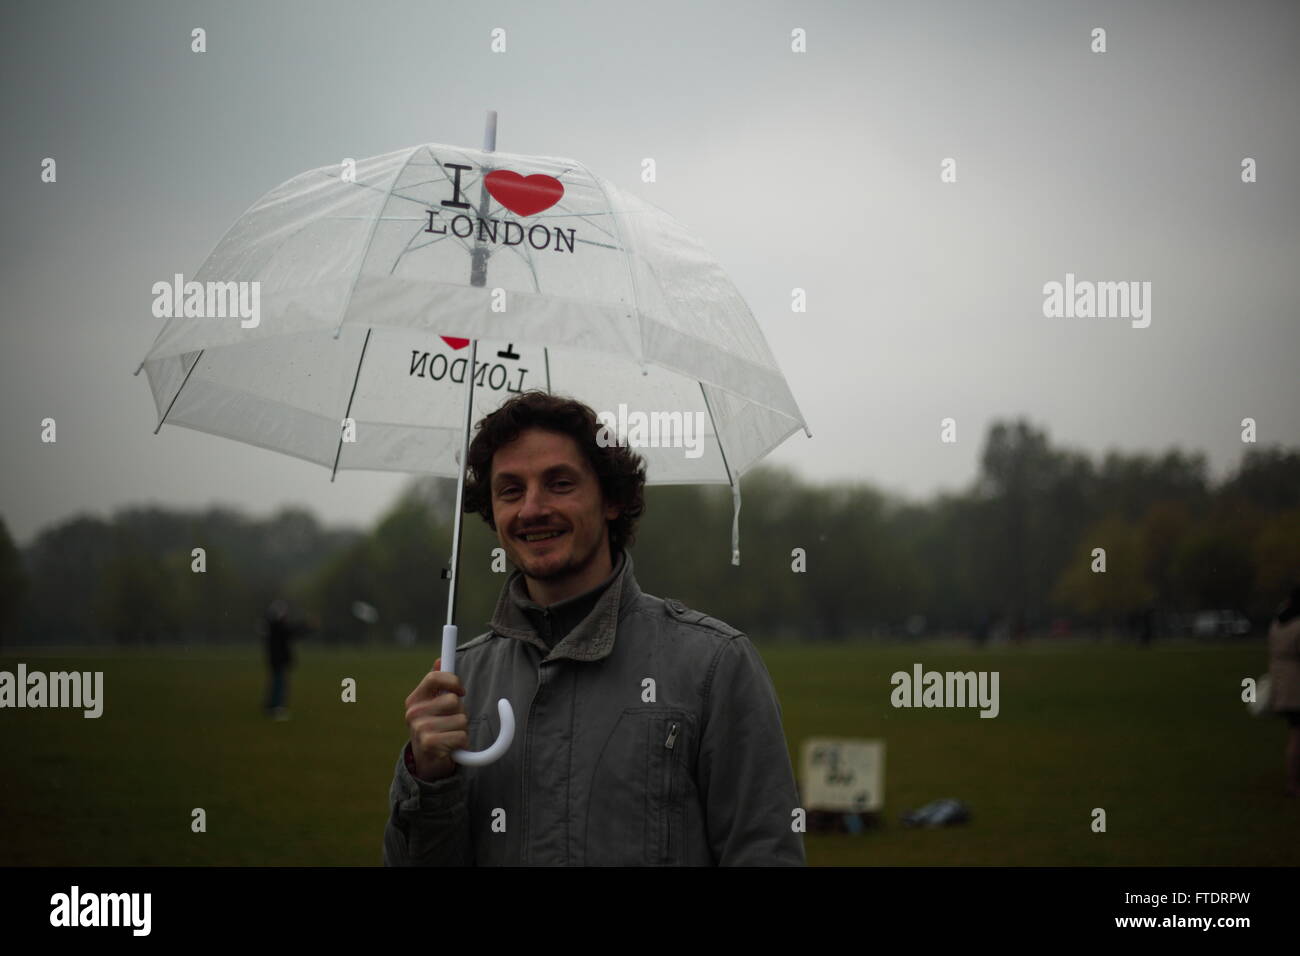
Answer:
[{"left": 488, "top": 548, "right": 641, "bottom": 662}]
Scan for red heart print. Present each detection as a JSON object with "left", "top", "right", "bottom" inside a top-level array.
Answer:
[
  {"left": 440, "top": 336, "right": 470, "bottom": 350},
  {"left": 484, "top": 170, "right": 564, "bottom": 217}
]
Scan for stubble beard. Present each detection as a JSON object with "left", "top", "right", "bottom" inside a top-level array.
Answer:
[{"left": 513, "top": 525, "right": 606, "bottom": 583}]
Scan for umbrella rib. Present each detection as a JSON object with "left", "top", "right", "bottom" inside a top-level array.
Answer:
[
  {"left": 395, "top": 232, "right": 458, "bottom": 258},
  {"left": 343, "top": 181, "right": 456, "bottom": 212},
  {"left": 699, "top": 383, "right": 744, "bottom": 565},
  {"left": 390, "top": 213, "right": 454, "bottom": 273},
  {"left": 553, "top": 184, "right": 627, "bottom": 245},
  {"left": 133, "top": 323, "right": 170, "bottom": 375},
  {"left": 567, "top": 156, "right": 646, "bottom": 367},
  {"left": 389, "top": 177, "right": 442, "bottom": 192},
  {"left": 328, "top": 173, "right": 417, "bottom": 203},
  {"left": 331, "top": 327, "right": 373, "bottom": 481},
  {"left": 390, "top": 214, "right": 478, "bottom": 272},
  {"left": 154, "top": 350, "right": 204, "bottom": 434},
  {"left": 485, "top": 226, "right": 542, "bottom": 289},
  {"left": 531, "top": 201, "right": 620, "bottom": 245},
  {"left": 324, "top": 164, "right": 451, "bottom": 204},
  {"left": 698, "top": 383, "right": 734, "bottom": 489},
  {"left": 569, "top": 235, "right": 624, "bottom": 252},
  {"left": 331, "top": 144, "right": 433, "bottom": 338},
  {"left": 389, "top": 191, "right": 439, "bottom": 207}
]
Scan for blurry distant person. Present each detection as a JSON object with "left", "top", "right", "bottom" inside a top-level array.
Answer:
[
  {"left": 1129, "top": 606, "right": 1155, "bottom": 646},
  {"left": 263, "top": 599, "right": 314, "bottom": 720},
  {"left": 1267, "top": 585, "right": 1300, "bottom": 796},
  {"left": 1139, "top": 606, "right": 1155, "bottom": 646},
  {"left": 1010, "top": 608, "right": 1026, "bottom": 645}
]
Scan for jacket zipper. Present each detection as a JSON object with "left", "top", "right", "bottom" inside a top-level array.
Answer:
[
  {"left": 662, "top": 721, "right": 679, "bottom": 863},
  {"left": 522, "top": 662, "right": 549, "bottom": 866}
]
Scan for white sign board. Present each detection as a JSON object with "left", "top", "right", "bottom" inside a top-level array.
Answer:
[{"left": 800, "top": 737, "right": 885, "bottom": 813}]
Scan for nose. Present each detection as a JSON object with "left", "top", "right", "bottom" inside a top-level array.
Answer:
[{"left": 517, "top": 481, "right": 550, "bottom": 524}]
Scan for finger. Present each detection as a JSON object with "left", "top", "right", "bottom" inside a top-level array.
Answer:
[
  {"left": 410, "top": 691, "right": 467, "bottom": 723},
  {"left": 408, "top": 669, "right": 464, "bottom": 703},
  {"left": 422, "top": 668, "right": 462, "bottom": 692},
  {"left": 411, "top": 712, "right": 469, "bottom": 737},
  {"left": 406, "top": 694, "right": 467, "bottom": 723},
  {"left": 416, "top": 729, "right": 469, "bottom": 755}
]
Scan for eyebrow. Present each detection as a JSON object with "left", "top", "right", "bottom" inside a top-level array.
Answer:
[{"left": 493, "top": 463, "right": 582, "bottom": 488}]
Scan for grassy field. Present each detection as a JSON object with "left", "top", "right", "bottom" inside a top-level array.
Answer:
[{"left": 1, "top": 639, "right": 1296, "bottom": 865}]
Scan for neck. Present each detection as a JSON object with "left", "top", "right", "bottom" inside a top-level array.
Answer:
[{"left": 524, "top": 543, "right": 618, "bottom": 607}]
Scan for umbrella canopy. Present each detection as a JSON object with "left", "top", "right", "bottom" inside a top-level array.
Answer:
[{"left": 139, "top": 139, "right": 810, "bottom": 563}]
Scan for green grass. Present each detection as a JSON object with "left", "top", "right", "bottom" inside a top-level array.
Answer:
[{"left": 1, "top": 640, "right": 1295, "bottom": 865}]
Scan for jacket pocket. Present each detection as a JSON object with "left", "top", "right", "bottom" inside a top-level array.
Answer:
[{"left": 586, "top": 708, "right": 691, "bottom": 866}]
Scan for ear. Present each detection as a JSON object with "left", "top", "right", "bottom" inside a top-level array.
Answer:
[{"left": 604, "top": 501, "right": 621, "bottom": 521}]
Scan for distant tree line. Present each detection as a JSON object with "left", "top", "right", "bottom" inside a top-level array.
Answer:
[{"left": 1, "top": 420, "right": 1297, "bottom": 647}]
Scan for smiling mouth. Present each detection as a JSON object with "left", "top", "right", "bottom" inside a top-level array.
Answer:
[{"left": 519, "top": 530, "right": 566, "bottom": 542}]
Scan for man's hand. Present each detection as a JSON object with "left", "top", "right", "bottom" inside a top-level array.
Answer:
[{"left": 404, "top": 658, "right": 468, "bottom": 782}]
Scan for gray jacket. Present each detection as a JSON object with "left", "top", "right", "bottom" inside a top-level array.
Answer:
[{"left": 382, "top": 550, "right": 805, "bottom": 866}]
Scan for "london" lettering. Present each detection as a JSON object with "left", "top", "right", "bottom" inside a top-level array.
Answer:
[
  {"left": 408, "top": 350, "right": 529, "bottom": 393},
  {"left": 425, "top": 210, "right": 575, "bottom": 254}
]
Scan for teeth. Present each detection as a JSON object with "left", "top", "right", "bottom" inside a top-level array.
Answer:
[{"left": 523, "top": 531, "right": 563, "bottom": 541}]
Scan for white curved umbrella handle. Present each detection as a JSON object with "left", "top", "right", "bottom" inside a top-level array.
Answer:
[{"left": 440, "top": 624, "right": 515, "bottom": 766}]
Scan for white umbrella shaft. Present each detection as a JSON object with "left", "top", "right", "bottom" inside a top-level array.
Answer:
[{"left": 439, "top": 111, "right": 514, "bottom": 768}]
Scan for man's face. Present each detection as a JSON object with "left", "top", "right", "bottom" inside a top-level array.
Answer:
[{"left": 489, "top": 427, "right": 621, "bottom": 586}]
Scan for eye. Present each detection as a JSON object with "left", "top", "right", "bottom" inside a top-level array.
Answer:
[
  {"left": 497, "top": 485, "right": 521, "bottom": 499},
  {"left": 551, "top": 478, "right": 575, "bottom": 491}
]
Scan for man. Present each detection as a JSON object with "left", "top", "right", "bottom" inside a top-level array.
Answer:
[{"left": 382, "top": 390, "right": 804, "bottom": 865}]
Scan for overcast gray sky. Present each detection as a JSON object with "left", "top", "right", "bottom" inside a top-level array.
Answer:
[{"left": 2, "top": 0, "right": 1297, "bottom": 547}]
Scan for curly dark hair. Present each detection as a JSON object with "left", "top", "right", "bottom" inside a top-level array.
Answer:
[{"left": 463, "top": 390, "right": 647, "bottom": 555}]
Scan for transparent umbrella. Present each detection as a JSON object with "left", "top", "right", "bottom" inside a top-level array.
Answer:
[{"left": 136, "top": 112, "right": 810, "bottom": 766}]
